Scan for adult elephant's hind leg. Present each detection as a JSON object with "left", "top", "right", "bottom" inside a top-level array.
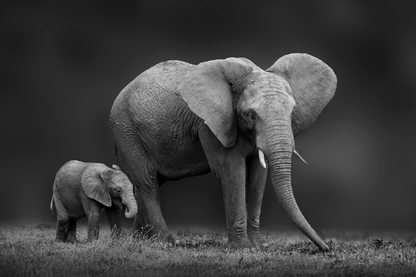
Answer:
[
  {"left": 117, "top": 144, "right": 173, "bottom": 244},
  {"left": 132, "top": 193, "right": 149, "bottom": 237},
  {"left": 134, "top": 169, "right": 174, "bottom": 244}
]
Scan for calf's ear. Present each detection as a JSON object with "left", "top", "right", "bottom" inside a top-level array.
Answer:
[{"left": 81, "top": 164, "right": 112, "bottom": 207}]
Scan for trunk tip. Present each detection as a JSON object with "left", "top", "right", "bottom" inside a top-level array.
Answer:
[
  {"left": 124, "top": 204, "right": 138, "bottom": 219},
  {"left": 319, "top": 242, "right": 330, "bottom": 252},
  {"left": 125, "top": 209, "right": 137, "bottom": 219}
]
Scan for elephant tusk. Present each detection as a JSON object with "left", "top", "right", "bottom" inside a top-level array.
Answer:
[
  {"left": 258, "top": 149, "right": 267, "bottom": 169},
  {"left": 293, "top": 149, "right": 308, "bottom": 165}
]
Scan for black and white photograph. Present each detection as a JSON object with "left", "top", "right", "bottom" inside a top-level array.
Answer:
[{"left": 1, "top": 0, "right": 416, "bottom": 276}]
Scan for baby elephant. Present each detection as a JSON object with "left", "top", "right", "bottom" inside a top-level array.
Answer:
[{"left": 50, "top": 160, "right": 137, "bottom": 242}]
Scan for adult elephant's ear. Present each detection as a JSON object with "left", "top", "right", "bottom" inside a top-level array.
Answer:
[
  {"left": 81, "top": 164, "right": 112, "bottom": 207},
  {"left": 178, "top": 58, "right": 253, "bottom": 147},
  {"left": 267, "top": 53, "right": 337, "bottom": 136}
]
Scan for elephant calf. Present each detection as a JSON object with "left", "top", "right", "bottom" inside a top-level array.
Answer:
[{"left": 50, "top": 160, "right": 137, "bottom": 242}]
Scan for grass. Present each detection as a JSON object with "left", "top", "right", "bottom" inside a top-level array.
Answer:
[{"left": 1, "top": 223, "right": 416, "bottom": 276}]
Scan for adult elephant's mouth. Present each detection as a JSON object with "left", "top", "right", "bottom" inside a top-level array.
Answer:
[{"left": 123, "top": 201, "right": 129, "bottom": 213}]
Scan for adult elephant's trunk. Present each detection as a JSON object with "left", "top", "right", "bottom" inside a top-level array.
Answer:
[
  {"left": 264, "top": 123, "right": 329, "bottom": 251},
  {"left": 121, "top": 189, "right": 138, "bottom": 219}
]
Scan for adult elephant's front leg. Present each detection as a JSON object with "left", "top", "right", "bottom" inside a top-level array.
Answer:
[
  {"left": 199, "top": 127, "right": 253, "bottom": 248},
  {"left": 246, "top": 153, "right": 268, "bottom": 247}
]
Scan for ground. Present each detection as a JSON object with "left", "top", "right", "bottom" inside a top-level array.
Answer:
[{"left": 1, "top": 222, "right": 416, "bottom": 276}]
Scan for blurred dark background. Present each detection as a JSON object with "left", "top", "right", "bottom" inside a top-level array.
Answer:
[{"left": 1, "top": 0, "right": 416, "bottom": 233}]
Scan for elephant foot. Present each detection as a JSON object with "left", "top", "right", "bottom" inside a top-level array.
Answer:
[
  {"left": 248, "top": 234, "right": 267, "bottom": 248},
  {"left": 110, "top": 227, "right": 122, "bottom": 239},
  {"left": 133, "top": 225, "right": 156, "bottom": 239},
  {"left": 162, "top": 233, "right": 177, "bottom": 246},
  {"left": 87, "top": 233, "right": 99, "bottom": 242},
  {"left": 66, "top": 235, "right": 78, "bottom": 244},
  {"left": 151, "top": 230, "right": 176, "bottom": 245},
  {"left": 55, "top": 232, "right": 67, "bottom": 243},
  {"left": 225, "top": 238, "right": 255, "bottom": 249},
  {"left": 133, "top": 226, "right": 176, "bottom": 245},
  {"left": 55, "top": 237, "right": 66, "bottom": 243}
]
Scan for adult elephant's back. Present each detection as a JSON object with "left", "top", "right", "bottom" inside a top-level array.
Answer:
[
  {"left": 110, "top": 60, "right": 192, "bottom": 129},
  {"left": 109, "top": 60, "right": 209, "bottom": 182}
]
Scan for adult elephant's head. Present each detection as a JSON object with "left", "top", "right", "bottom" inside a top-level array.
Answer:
[{"left": 178, "top": 53, "right": 337, "bottom": 251}]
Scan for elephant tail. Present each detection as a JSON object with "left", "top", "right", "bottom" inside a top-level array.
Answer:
[
  {"left": 50, "top": 196, "right": 55, "bottom": 215},
  {"left": 50, "top": 178, "right": 56, "bottom": 215}
]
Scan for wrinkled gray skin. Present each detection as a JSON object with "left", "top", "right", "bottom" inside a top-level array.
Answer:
[
  {"left": 50, "top": 160, "right": 137, "bottom": 242},
  {"left": 109, "top": 53, "right": 337, "bottom": 251}
]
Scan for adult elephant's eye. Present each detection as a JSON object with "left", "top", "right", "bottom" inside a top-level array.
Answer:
[
  {"left": 244, "top": 109, "right": 256, "bottom": 122},
  {"left": 241, "top": 109, "right": 256, "bottom": 131}
]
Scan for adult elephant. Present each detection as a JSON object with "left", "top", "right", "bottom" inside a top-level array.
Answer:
[{"left": 109, "top": 53, "right": 337, "bottom": 251}]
